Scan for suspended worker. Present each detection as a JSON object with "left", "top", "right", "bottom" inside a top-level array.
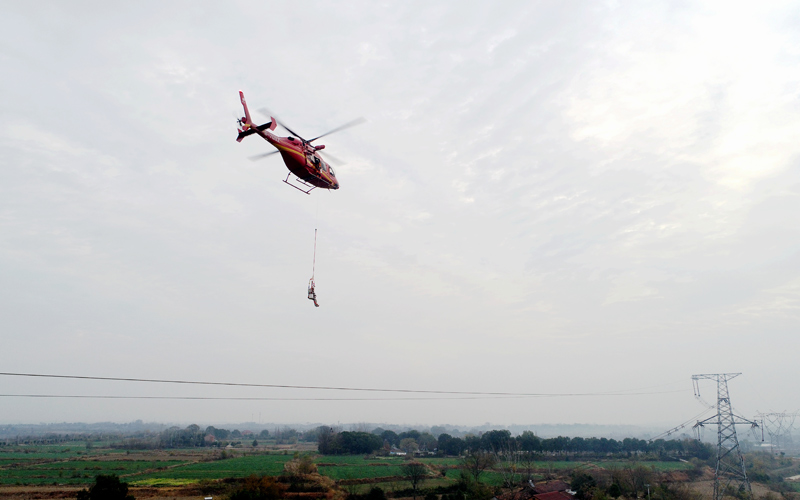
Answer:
[
  {"left": 308, "top": 278, "right": 319, "bottom": 307},
  {"left": 308, "top": 229, "right": 319, "bottom": 307}
]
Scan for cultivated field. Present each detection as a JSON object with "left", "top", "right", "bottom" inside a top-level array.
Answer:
[{"left": 0, "top": 442, "right": 697, "bottom": 491}]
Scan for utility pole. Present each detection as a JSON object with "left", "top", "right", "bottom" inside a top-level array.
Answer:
[{"left": 692, "top": 373, "right": 759, "bottom": 500}]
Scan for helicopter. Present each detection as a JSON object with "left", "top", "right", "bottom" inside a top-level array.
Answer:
[{"left": 236, "top": 91, "right": 364, "bottom": 194}]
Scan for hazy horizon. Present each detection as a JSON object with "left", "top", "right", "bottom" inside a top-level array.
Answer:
[{"left": 0, "top": 419, "right": 701, "bottom": 441}]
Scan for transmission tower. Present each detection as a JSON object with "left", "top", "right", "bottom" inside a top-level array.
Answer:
[
  {"left": 755, "top": 411, "right": 799, "bottom": 453},
  {"left": 692, "top": 373, "right": 760, "bottom": 500}
]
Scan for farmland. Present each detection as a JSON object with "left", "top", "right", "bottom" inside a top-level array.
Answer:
[{"left": 0, "top": 442, "right": 697, "bottom": 489}]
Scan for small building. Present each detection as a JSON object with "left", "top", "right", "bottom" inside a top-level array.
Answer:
[
  {"left": 494, "top": 480, "right": 572, "bottom": 500},
  {"left": 533, "top": 481, "right": 570, "bottom": 494}
]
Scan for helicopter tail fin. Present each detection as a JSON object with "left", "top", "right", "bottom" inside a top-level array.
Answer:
[
  {"left": 236, "top": 91, "right": 277, "bottom": 142},
  {"left": 239, "top": 91, "right": 253, "bottom": 125}
]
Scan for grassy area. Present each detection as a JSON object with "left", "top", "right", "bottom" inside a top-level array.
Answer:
[
  {"left": 131, "top": 478, "right": 201, "bottom": 487},
  {"left": 582, "top": 460, "right": 695, "bottom": 471},
  {"left": 29, "top": 459, "right": 184, "bottom": 472},
  {"left": 133, "top": 454, "right": 292, "bottom": 482},
  {"left": 0, "top": 444, "right": 697, "bottom": 488},
  {"left": 319, "top": 465, "right": 406, "bottom": 480}
]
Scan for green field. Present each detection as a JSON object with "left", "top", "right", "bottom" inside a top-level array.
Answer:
[
  {"left": 133, "top": 454, "right": 291, "bottom": 483},
  {"left": 0, "top": 445, "right": 696, "bottom": 488}
]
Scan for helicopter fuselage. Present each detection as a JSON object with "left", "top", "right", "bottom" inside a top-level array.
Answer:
[
  {"left": 236, "top": 91, "right": 339, "bottom": 193},
  {"left": 253, "top": 129, "right": 339, "bottom": 190}
]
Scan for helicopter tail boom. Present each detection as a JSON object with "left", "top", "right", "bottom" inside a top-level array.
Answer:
[{"left": 236, "top": 91, "right": 277, "bottom": 142}]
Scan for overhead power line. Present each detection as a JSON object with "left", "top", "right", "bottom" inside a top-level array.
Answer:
[
  {"left": 0, "top": 394, "right": 533, "bottom": 401},
  {"left": 0, "top": 372, "right": 685, "bottom": 398},
  {"left": 649, "top": 406, "right": 717, "bottom": 442}
]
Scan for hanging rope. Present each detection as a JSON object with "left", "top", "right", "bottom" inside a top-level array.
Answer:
[{"left": 312, "top": 228, "right": 317, "bottom": 280}]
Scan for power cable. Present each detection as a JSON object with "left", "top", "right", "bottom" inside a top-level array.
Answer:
[
  {"left": 0, "top": 372, "right": 687, "bottom": 398},
  {"left": 0, "top": 394, "right": 543, "bottom": 401},
  {"left": 648, "top": 406, "right": 717, "bottom": 441}
]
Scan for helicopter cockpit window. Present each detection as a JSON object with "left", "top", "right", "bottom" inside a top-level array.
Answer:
[{"left": 329, "top": 167, "right": 335, "bottom": 177}]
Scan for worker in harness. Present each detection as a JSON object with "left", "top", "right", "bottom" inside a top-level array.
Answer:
[{"left": 308, "top": 278, "right": 319, "bottom": 307}]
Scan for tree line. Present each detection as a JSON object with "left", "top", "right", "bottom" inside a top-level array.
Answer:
[{"left": 316, "top": 426, "right": 713, "bottom": 459}]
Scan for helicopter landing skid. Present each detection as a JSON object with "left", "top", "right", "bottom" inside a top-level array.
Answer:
[{"left": 283, "top": 173, "right": 317, "bottom": 195}]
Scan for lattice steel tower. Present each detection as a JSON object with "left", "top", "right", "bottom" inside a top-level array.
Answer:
[
  {"left": 755, "top": 411, "right": 799, "bottom": 453},
  {"left": 692, "top": 373, "right": 759, "bottom": 500}
]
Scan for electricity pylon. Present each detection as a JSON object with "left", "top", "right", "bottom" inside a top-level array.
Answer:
[
  {"left": 692, "top": 373, "right": 759, "bottom": 500},
  {"left": 755, "top": 411, "right": 799, "bottom": 453}
]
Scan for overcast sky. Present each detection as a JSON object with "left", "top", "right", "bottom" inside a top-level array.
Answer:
[{"left": 1, "top": 1, "right": 800, "bottom": 429}]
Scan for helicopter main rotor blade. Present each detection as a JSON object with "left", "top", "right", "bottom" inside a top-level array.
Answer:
[
  {"left": 308, "top": 117, "right": 366, "bottom": 143},
  {"left": 319, "top": 151, "right": 345, "bottom": 166},
  {"left": 248, "top": 150, "right": 280, "bottom": 161},
  {"left": 257, "top": 107, "right": 306, "bottom": 142}
]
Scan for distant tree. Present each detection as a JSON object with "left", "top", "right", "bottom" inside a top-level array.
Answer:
[
  {"left": 232, "top": 430, "right": 243, "bottom": 438},
  {"left": 317, "top": 426, "right": 339, "bottom": 455},
  {"left": 495, "top": 440, "right": 522, "bottom": 488},
  {"left": 400, "top": 438, "right": 419, "bottom": 454},
  {"left": 517, "top": 430, "right": 541, "bottom": 452},
  {"left": 258, "top": 429, "right": 270, "bottom": 439},
  {"left": 300, "top": 428, "right": 321, "bottom": 443},
  {"left": 417, "top": 433, "right": 438, "bottom": 452},
  {"left": 159, "top": 425, "right": 205, "bottom": 448},
  {"left": 338, "top": 431, "right": 383, "bottom": 454},
  {"left": 570, "top": 473, "right": 597, "bottom": 500},
  {"left": 464, "top": 435, "right": 481, "bottom": 453},
  {"left": 398, "top": 430, "right": 422, "bottom": 442},
  {"left": 621, "top": 465, "right": 652, "bottom": 499},
  {"left": 401, "top": 462, "right": 429, "bottom": 500},
  {"left": 274, "top": 427, "right": 299, "bottom": 445},
  {"left": 252, "top": 439, "right": 258, "bottom": 447},
  {"left": 381, "top": 430, "right": 399, "bottom": 447},
  {"left": 206, "top": 426, "right": 230, "bottom": 440},
  {"left": 438, "top": 434, "right": 465, "bottom": 456},
  {"left": 76, "top": 474, "right": 134, "bottom": 500},
  {"left": 480, "top": 430, "right": 511, "bottom": 453},
  {"left": 460, "top": 451, "right": 496, "bottom": 483},
  {"left": 317, "top": 427, "right": 382, "bottom": 455},
  {"left": 365, "top": 487, "right": 387, "bottom": 500},
  {"left": 607, "top": 483, "right": 622, "bottom": 498},
  {"left": 519, "top": 451, "right": 536, "bottom": 481},
  {"left": 453, "top": 470, "right": 494, "bottom": 500}
]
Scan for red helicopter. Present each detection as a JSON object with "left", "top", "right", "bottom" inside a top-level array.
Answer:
[{"left": 236, "top": 91, "right": 363, "bottom": 194}]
